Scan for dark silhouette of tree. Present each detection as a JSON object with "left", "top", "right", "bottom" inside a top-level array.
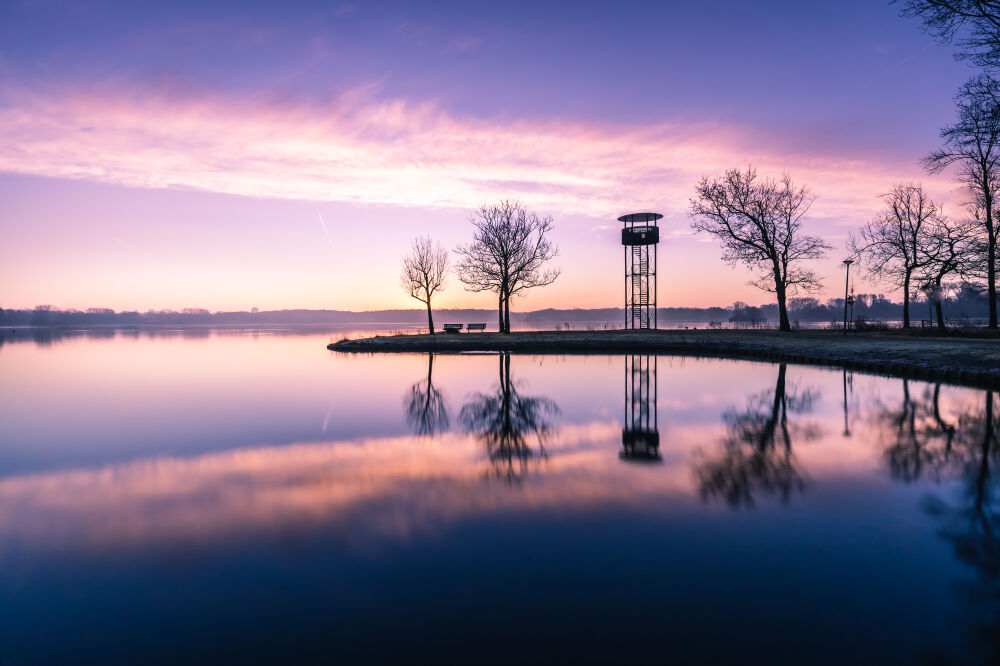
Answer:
[
  {"left": 689, "top": 167, "right": 830, "bottom": 332},
  {"left": 849, "top": 183, "right": 944, "bottom": 328},
  {"left": 924, "top": 74, "right": 1000, "bottom": 328},
  {"left": 401, "top": 235, "right": 449, "bottom": 335},
  {"left": 455, "top": 200, "right": 560, "bottom": 334},
  {"left": 403, "top": 353, "right": 449, "bottom": 437},
  {"left": 459, "top": 352, "right": 558, "bottom": 483},
  {"left": 919, "top": 212, "right": 980, "bottom": 328},
  {"left": 898, "top": 0, "right": 1000, "bottom": 69},
  {"left": 694, "top": 364, "right": 820, "bottom": 508}
]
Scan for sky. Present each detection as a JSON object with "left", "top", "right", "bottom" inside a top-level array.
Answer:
[{"left": 0, "top": 0, "right": 981, "bottom": 312}]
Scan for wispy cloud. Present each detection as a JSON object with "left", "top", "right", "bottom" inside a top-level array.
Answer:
[{"left": 0, "top": 84, "right": 948, "bottom": 223}]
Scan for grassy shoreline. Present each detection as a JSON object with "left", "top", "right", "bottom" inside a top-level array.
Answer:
[{"left": 329, "top": 329, "right": 1000, "bottom": 389}]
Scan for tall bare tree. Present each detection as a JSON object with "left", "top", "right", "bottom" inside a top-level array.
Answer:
[
  {"left": 689, "top": 167, "right": 830, "bottom": 332},
  {"left": 850, "top": 184, "right": 943, "bottom": 328},
  {"left": 919, "top": 213, "right": 980, "bottom": 328},
  {"left": 897, "top": 1, "right": 1000, "bottom": 68},
  {"left": 401, "top": 235, "right": 449, "bottom": 334},
  {"left": 924, "top": 74, "right": 1000, "bottom": 328},
  {"left": 455, "top": 200, "right": 560, "bottom": 334}
]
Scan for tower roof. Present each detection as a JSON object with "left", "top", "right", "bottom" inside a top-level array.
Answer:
[{"left": 617, "top": 212, "right": 663, "bottom": 224}]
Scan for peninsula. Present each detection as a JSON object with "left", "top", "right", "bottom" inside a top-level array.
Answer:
[{"left": 329, "top": 329, "right": 1000, "bottom": 389}]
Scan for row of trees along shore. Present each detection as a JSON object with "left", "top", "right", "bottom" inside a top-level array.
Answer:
[
  {"left": 4, "top": 293, "right": 981, "bottom": 328},
  {"left": 404, "top": 2, "right": 1000, "bottom": 334}
]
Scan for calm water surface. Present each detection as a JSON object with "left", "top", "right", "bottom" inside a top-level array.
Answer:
[{"left": 1, "top": 328, "right": 998, "bottom": 664}]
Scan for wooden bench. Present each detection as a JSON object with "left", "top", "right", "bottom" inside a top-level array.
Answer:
[
  {"left": 442, "top": 323, "right": 463, "bottom": 334},
  {"left": 466, "top": 323, "right": 486, "bottom": 332}
]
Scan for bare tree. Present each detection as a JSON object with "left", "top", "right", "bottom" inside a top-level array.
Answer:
[
  {"left": 689, "top": 167, "right": 830, "bottom": 332},
  {"left": 924, "top": 74, "right": 1000, "bottom": 328},
  {"left": 897, "top": 1, "right": 1000, "bottom": 68},
  {"left": 919, "top": 212, "right": 980, "bottom": 328},
  {"left": 850, "top": 184, "right": 943, "bottom": 328},
  {"left": 400, "top": 236, "right": 449, "bottom": 334},
  {"left": 455, "top": 200, "right": 560, "bottom": 334}
]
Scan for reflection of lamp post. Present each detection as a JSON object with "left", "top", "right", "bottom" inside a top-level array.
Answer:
[
  {"left": 842, "top": 259, "right": 854, "bottom": 335},
  {"left": 842, "top": 368, "right": 852, "bottom": 437}
]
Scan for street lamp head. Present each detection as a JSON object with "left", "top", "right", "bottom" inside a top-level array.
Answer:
[{"left": 843, "top": 258, "right": 854, "bottom": 266}]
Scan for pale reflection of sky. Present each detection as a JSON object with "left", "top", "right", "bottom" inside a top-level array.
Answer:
[
  {"left": 0, "top": 329, "right": 993, "bottom": 664},
  {"left": 0, "top": 329, "right": 986, "bottom": 553}
]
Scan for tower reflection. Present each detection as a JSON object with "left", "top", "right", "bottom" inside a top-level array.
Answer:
[{"left": 621, "top": 354, "right": 660, "bottom": 462}]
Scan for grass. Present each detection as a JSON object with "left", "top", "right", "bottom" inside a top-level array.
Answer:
[{"left": 328, "top": 328, "right": 1000, "bottom": 389}]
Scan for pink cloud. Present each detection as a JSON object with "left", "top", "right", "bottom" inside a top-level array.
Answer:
[{"left": 0, "top": 83, "right": 953, "bottom": 226}]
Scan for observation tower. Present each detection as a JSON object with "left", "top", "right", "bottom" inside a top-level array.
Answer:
[{"left": 619, "top": 212, "right": 662, "bottom": 329}]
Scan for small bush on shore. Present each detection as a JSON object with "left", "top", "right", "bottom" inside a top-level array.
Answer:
[{"left": 855, "top": 317, "right": 889, "bottom": 331}]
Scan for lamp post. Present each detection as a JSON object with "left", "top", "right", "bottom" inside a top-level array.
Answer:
[{"left": 842, "top": 259, "right": 854, "bottom": 335}]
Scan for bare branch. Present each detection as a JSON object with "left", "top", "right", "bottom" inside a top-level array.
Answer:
[
  {"left": 897, "top": 1, "right": 1000, "bottom": 69},
  {"left": 454, "top": 199, "right": 560, "bottom": 333},
  {"left": 923, "top": 73, "right": 1000, "bottom": 327},
  {"left": 401, "top": 235, "right": 449, "bottom": 334},
  {"left": 849, "top": 183, "right": 945, "bottom": 327},
  {"left": 689, "top": 166, "right": 830, "bottom": 331}
]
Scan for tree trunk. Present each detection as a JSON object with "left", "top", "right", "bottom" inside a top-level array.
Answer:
[
  {"left": 989, "top": 221, "right": 997, "bottom": 329},
  {"left": 902, "top": 273, "right": 910, "bottom": 329},
  {"left": 935, "top": 300, "right": 946, "bottom": 330},
  {"left": 498, "top": 291, "right": 505, "bottom": 333},
  {"left": 774, "top": 272, "right": 791, "bottom": 332},
  {"left": 503, "top": 293, "right": 511, "bottom": 335},
  {"left": 426, "top": 300, "right": 435, "bottom": 335}
]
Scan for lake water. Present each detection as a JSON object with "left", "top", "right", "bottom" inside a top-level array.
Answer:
[{"left": 0, "top": 328, "right": 997, "bottom": 664}]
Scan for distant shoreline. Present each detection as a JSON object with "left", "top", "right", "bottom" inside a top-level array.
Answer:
[{"left": 329, "top": 329, "right": 1000, "bottom": 390}]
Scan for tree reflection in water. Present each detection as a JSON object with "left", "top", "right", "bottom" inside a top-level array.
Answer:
[
  {"left": 938, "top": 392, "right": 1000, "bottom": 662},
  {"left": 460, "top": 352, "right": 558, "bottom": 483},
  {"left": 403, "top": 353, "right": 449, "bottom": 437},
  {"left": 873, "top": 385, "right": 1000, "bottom": 660},
  {"left": 877, "top": 380, "right": 956, "bottom": 483},
  {"left": 871, "top": 384, "right": 1000, "bottom": 661},
  {"left": 694, "top": 363, "right": 819, "bottom": 508}
]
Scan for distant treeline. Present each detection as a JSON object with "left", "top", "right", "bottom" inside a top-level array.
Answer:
[
  {"left": 729, "top": 286, "right": 992, "bottom": 325},
  {"left": 2, "top": 287, "right": 993, "bottom": 327}
]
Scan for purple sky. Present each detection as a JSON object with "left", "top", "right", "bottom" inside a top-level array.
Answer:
[{"left": 0, "top": 0, "right": 978, "bottom": 311}]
